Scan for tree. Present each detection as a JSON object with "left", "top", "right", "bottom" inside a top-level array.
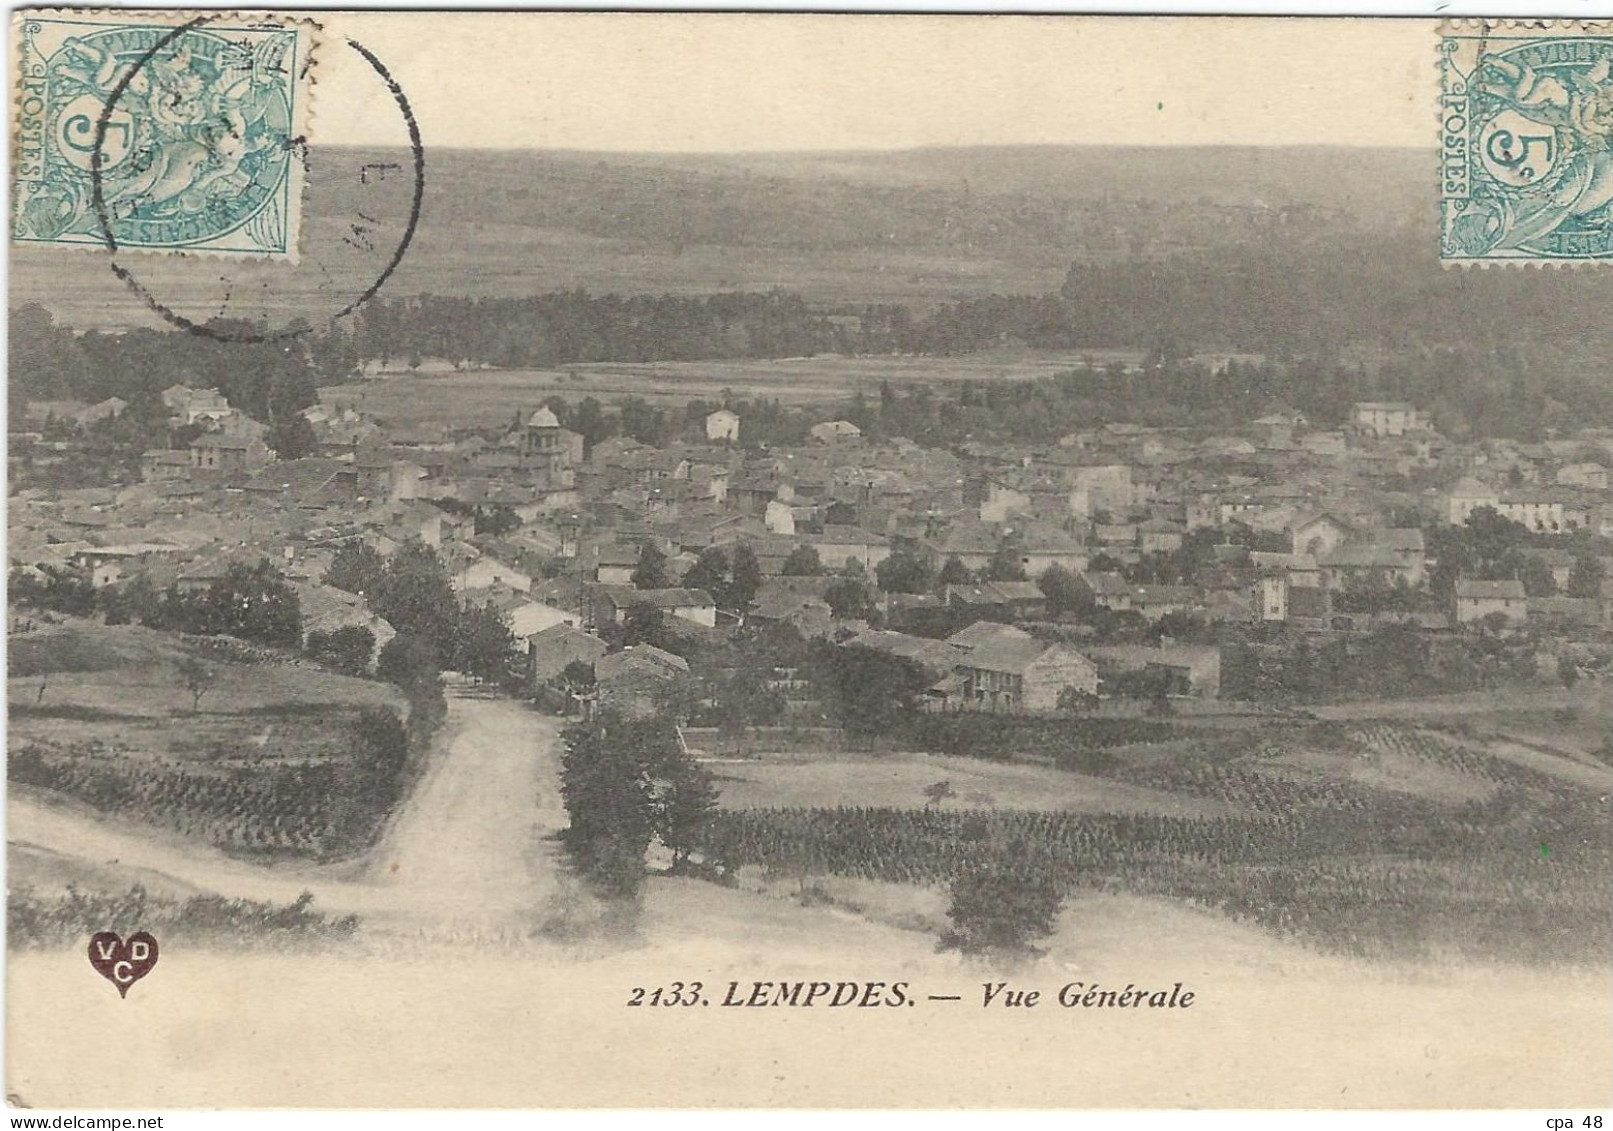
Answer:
[
  {"left": 781, "top": 544, "right": 824, "bottom": 577},
  {"left": 876, "top": 549, "right": 935, "bottom": 594},
  {"left": 938, "top": 556, "right": 973, "bottom": 587},
  {"left": 453, "top": 602, "right": 518, "bottom": 685},
  {"left": 824, "top": 575, "right": 879, "bottom": 621},
  {"left": 814, "top": 643, "right": 928, "bottom": 734},
  {"left": 266, "top": 414, "right": 319, "bottom": 460},
  {"left": 1057, "top": 686, "right": 1098, "bottom": 713},
  {"left": 1567, "top": 554, "right": 1606, "bottom": 598},
  {"left": 681, "top": 547, "right": 730, "bottom": 600},
  {"left": 557, "top": 715, "right": 655, "bottom": 900},
  {"left": 176, "top": 656, "right": 216, "bottom": 711},
  {"left": 1038, "top": 564, "right": 1092, "bottom": 617},
  {"left": 200, "top": 562, "right": 302, "bottom": 647},
  {"left": 557, "top": 659, "right": 597, "bottom": 710},
  {"left": 1519, "top": 558, "right": 1558, "bottom": 598},
  {"left": 985, "top": 540, "right": 1028, "bottom": 582},
  {"left": 631, "top": 543, "right": 669, "bottom": 590},
  {"left": 642, "top": 725, "right": 721, "bottom": 870},
  {"left": 727, "top": 543, "right": 763, "bottom": 612},
  {"left": 324, "top": 542, "right": 388, "bottom": 598},
  {"left": 377, "top": 632, "right": 442, "bottom": 688},
  {"left": 622, "top": 602, "right": 672, "bottom": 650},
  {"left": 372, "top": 540, "right": 458, "bottom": 642},
  {"left": 938, "top": 858, "right": 1063, "bottom": 965},
  {"left": 709, "top": 667, "right": 784, "bottom": 736},
  {"left": 305, "top": 625, "right": 376, "bottom": 676}
]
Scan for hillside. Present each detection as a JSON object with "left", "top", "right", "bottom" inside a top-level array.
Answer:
[{"left": 12, "top": 143, "right": 1427, "bottom": 329}]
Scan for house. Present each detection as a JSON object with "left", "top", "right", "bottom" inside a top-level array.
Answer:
[
  {"left": 1253, "top": 572, "right": 1288, "bottom": 622},
  {"left": 506, "top": 599, "right": 582, "bottom": 639},
  {"left": 748, "top": 587, "right": 834, "bottom": 638},
  {"left": 1088, "top": 644, "right": 1222, "bottom": 699},
  {"left": 944, "top": 580, "right": 1048, "bottom": 619},
  {"left": 1447, "top": 477, "right": 1499, "bottom": 526},
  {"left": 141, "top": 449, "right": 191, "bottom": 482},
  {"left": 188, "top": 433, "right": 272, "bottom": 473},
  {"left": 1453, "top": 579, "right": 1527, "bottom": 627},
  {"left": 1288, "top": 512, "right": 1354, "bottom": 557},
  {"left": 1556, "top": 462, "right": 1609, "bottom": 491},
  {"left": 1136, "top": 516, "right": 1185, "bottom": 555},
  {"left": 596, "top": 644, "right": 691, "bottom": 718},
  {"left": 165, "top": 386, "right": 233, "bottom": 425},
  {"left": 841, "top": 629, "right": 965, "bottom": 677},
  {"left": 942, "top": 623, "right": 1098, "bottom": 713},
  {"left": 1353, "top": 528, "right": 1427, "bottom": 585},
  {"left": 705, "top": 409, "right": 740, "bottom": 444},
  {"left": 806, "top": 526, "right": 891, "bottom": 572},
  {"left": 527, "top": 623, "right": 609, "bottom": 685},
  {"left": 1352, "top": 402, "right": 1426, "bottom": 437},
  {"left": 810, "top": 420, "right": 861, "bottom": 444},
  {"left": 1447, "top": 478, "right": 1572, "bottom": 532},
  {"left": 1130, "top": 585, "right": 1198, "bottom": 621},
  {"left": 1081, "top": 572, "right": 1134, "bottom": 612},
  {"left": 594, "top": 586, "right": 718, "bottom": 628},
  {"left": 292, "top": 582, "right": 397, "bottom": 663},
  {"left": 1317, "top": 543, "right": 1423, "bottom": 590},
  {"left": 589, "top": 542, "right": 643, "bottom": 585},
  {"left": 977, "top": 479, "right": 1031, "bottom": 524},
  {"left": 450, "top": 551, "right": 532, "bottom": 595},
  {"left": 77, "top": 397, "right": 128, "bottom": 425}
]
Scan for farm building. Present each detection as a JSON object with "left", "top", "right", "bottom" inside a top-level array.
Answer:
[
  {"left": 292, "top": 581, "right": 397, "bottom": 663},
  {"left": 1453, "top": 579, "right": 1527, "bottom": 627},
  {"left": 596, "top": 644, "right": 691, "bottom": 719},
  {"left": 1087, "top": 643, "right": 1222, "bottom": 699},
  {"left": 939, "top": 622, "right": 1097, "bottom": 713},
  {"left": 593, "top": 586, "right": 718, "bottom": 628},
  {"left": 527, "top": 623, "right": 609, "bottom": 686}
]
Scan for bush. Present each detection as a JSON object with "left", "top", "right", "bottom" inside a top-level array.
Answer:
[
  {"left": 939, "top": 859, "right": 1064, "bottom": 964},
  {"left": 305, "top": 625, "right": 376, "bottom": 676},
  {"left": 8, "top": 885, "right": 358, "bottom": 950}
]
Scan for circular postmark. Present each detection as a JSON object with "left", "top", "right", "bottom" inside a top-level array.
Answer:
[{"left": 82, "top": 16, "right": 423, "bottom": 343}]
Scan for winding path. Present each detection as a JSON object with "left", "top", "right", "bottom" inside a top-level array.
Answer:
[{"left": 7, "top": 683, "right": 568, "bottom": 939}]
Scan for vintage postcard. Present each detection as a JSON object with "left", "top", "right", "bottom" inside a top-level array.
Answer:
[{"left": 6, "top": 10, "right": 1612, "bottom": 1114}]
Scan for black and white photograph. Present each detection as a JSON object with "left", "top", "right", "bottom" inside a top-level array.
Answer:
[{"left": 5, "top": 9, "right": 1611, "bottom": 1112}]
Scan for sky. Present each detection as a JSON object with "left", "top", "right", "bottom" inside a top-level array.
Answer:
[{"left": 311, "top": 14, "right": 1436, "bottom": 151}]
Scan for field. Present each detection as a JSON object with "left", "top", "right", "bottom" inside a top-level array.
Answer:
[
  {"left": 8, "top": 619, "right": 409, "bottom": 861},
  {"left": 698, "top": 715, "right": 1613, "bottom": 966},
  {"left": 316, "top": 347, "right": 1139, "bottom": 425},
  {"left": 711, "top": 752, "right": 1236, "bottom": 818}
]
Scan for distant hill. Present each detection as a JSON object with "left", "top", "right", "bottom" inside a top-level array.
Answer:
[{"left": 3, "top": 143, "right": 1439, "bottom": 329}]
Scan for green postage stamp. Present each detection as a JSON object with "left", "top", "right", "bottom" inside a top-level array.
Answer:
[
  {"left": 13, "top": 11, "right": 314, "bottom": 259},
  {"left": 1441, "top": 21, "right": 1613, "bottom": 265}
]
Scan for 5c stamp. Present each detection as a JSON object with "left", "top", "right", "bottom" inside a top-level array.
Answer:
[
  {"left": 13, "top": 11, "right": 313, "bottom": 259},
  {"left": 1441, "top": 22, "right": 1613, "bottom": 265}
]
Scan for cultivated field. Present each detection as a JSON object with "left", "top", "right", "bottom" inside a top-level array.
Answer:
[
  {"left": 711, "top": 751, "right": 1237, "bottom": 817},
  {"left": 317, "top": 347, "right": 1143, "bottom": 424},
  {"left": 8, "top": 619, "right": 408, "bottom": 861},
  {"left": 701, "top": 715, "right": 1613, "bottom": 966}
]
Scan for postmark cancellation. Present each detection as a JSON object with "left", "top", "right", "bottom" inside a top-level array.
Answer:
[{"left": 12, "top": 10, "right": 315, "bottom": 260}]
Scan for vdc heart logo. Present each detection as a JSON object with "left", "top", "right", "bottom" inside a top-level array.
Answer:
[{"left": 88, "top": 932, "right": 159, "bottom": 999}]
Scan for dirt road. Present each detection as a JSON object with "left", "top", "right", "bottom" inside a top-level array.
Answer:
[{"left": 7, "top": 684, "right": 568, "bottom": 940}]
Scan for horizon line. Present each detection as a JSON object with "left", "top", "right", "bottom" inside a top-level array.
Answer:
[{"left": 313, "top": 140, "right": 1430, "bottom": 155}]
